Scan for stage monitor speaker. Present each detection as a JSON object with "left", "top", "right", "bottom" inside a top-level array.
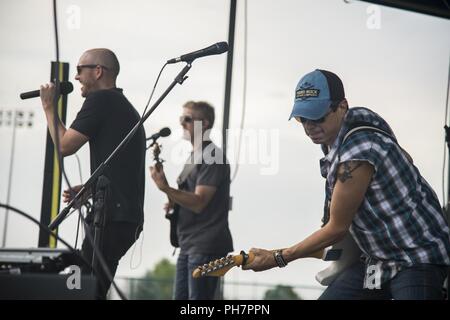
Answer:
[{"left": 0, "top": 273, "right": 96, "bottom": 300}]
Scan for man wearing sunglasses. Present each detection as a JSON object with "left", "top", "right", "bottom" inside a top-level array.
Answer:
[
  {"left": 150, "top": 101, "right": 233, "bottom": 300},
  {"left": 242, "top": 69, "right": 450, "bottom": 300},
  {"left": 39, "top": 48, "right": 146, "bottom": 300}
]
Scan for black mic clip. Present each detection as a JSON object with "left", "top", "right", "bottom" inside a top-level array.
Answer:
[{"left": 148, "top": 137, "right": 161, "bottom": 149}]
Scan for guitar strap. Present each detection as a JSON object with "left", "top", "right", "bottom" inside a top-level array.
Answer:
[
  {"left": 177, "top": 142, "right": 211, "bottom": 186},
  {"left": 340, "top": 122, "right": 413, "bottom": 163},
  {"left": 177, "top": 151, "right": 202, "bottom": 187}
]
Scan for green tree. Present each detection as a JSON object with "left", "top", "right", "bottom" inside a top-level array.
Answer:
[
  {"left": 129, "top": 258, "right": 176, "bottom": 300},
  {"left": 263, "top": 285, "right": 301, "bottom": 300},
  {"left": 152, "top": 258, "right": 176, "bottom": 299}
]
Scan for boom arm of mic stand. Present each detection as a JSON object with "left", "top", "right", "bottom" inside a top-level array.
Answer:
[{"left": 48, "top": 62, "right": 193, "bottom": 230}]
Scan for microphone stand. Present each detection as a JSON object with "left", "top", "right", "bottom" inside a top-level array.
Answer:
[
  {"left": 49, "top": 62, "right": 192, "bottom": 230},
  {"left": 91, "top": 175, "right": 109, "bottom": 276}
]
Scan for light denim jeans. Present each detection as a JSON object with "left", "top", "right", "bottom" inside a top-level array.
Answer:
[{"left": 174, "top": 252, "right": 222, "bottom": 300}]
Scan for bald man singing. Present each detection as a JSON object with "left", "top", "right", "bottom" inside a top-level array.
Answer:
[{"left": 40, "top": 48, "right": 146, "bottom": 299}]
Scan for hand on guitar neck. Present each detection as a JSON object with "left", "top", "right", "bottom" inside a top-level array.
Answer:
[
  {"left": 152, "top": 143, "right": 163, "bottom": 167},
  {"left": 149, "top": 143, "right": 170, "bottom": 192},
  {"left": 241, "top": 248, "right": 325, "bottom": 272}
]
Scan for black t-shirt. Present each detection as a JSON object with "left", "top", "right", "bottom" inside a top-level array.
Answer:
[
  {"left": 177, "top": 142, "right": 233, "bottom": 255},
  {"left": 70, "top": 88, "right": 145, "bottom": 224}
]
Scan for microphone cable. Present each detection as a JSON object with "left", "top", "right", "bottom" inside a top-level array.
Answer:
[
  {"left": 73, "top": 154, "right": 84, "bottom": 250},
  {"left": 51, "top": 0, "right": 73, "bottom": 192},
  {"left": 141, "top": 62, "right": 168, "bottom": 118},
  {"left": 231, "top": 0, "right": 248, "bottom": 183},
  {"left": 0, "top": 203, "right": 91, "bottom": 269},
  {"left": 442, "top": 55, "right": 450, "bottom": 207}
]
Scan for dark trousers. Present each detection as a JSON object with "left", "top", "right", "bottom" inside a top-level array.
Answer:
[
  {"left": 81, "top": 221, "right": 141, "bottom": 300},
  {"left": 319, "top": 261, "right": 447, "bottom": 300},
  {"left": 174, "top": 252, "right": 222, "bottom": 300}
]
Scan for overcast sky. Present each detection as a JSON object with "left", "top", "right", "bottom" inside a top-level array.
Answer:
[{"left": 0, "top": 0, "right": 449, "bottom": 299}]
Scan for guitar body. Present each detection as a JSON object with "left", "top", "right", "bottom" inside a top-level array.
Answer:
[
  {"left": 165, "top": 204, "right": 179, "bottom": 248},
  {"left": 315, "top": 232, "right": 361, "bottom": 286}
]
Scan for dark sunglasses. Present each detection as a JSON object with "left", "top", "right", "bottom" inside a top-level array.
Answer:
[
  {"left": 76, "top": 64, "right": 108, "bottom": 75},
  {"left": 180, "top": 115, "right": 193, "bottom": 123},
  {"left": 180, "top": 115, "right": 203, "bottom": 123},
  {"left": 296, "top": 115, "right": 328, "bottom": 125},
  {"left": 296, "top": 106, "right": 337, "bottom": 125}
]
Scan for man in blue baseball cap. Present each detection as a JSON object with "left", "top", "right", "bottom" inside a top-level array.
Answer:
[
  {"left": 289, "top": 69, "right": 348, "bottom": 146},
  {"left": 243, "top": 69, "right": 450, "bottom": 300},
  {"left": 289, "top": 69, "right": 345, "bottom": 120}
]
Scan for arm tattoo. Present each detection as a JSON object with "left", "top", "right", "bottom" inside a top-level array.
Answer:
[{"left": 337, "top": 161, "right": 363, "bottom": 183}]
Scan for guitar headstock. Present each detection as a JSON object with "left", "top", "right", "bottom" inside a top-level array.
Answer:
[
  {"left": 152, "top": 143, "right": 164, "bottom": 168},
  {"left": 192, "top": 250, "right": 254, "bottom": 278}
]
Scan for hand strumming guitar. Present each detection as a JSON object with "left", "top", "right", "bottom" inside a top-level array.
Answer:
[{"left": 164, "top": 200, "right": 175, "bottom": 214}]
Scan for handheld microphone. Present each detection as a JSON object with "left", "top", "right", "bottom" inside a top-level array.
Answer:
[
  {"left": 167, "top": 42, "right": 229, "bottom": 64},
  {"left": 147, "top": 127, "right": 171, "bottom": 141},
  {"left": 20, "top": 81, "right": 74, "bottom": 100}
]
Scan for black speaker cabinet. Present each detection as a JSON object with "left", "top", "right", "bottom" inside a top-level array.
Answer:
[{"left": 0, "top": 273, "right": 96, "bottom": 300}]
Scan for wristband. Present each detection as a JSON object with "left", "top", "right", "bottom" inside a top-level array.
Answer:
[{"left": 273, "top": 249, "right": 288, "bottom": 268}]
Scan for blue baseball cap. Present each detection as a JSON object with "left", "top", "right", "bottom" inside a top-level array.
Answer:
[{"left": 289, "top": 69, "right": 345, "bottom": 120}]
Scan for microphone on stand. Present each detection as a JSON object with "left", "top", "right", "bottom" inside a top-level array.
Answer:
[
  {"left": 146, "top": 127, "right": 171, "bottom": 141},
  {"left": 20, "top": 81, "right": 74, "bottom": 100},
  {"left": 146, "top": 127, "right": 171, "bottom": 149},
  {"left": 167, "top": 42, "right": 228, "bottom": 64}
]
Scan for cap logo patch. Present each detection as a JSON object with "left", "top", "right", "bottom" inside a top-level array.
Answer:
[
  {"left": 296, "top": 88, "right": 320, "bottom": 100},
  {"left": 296, "top": 82, "right": 320, "bottom": 100}
]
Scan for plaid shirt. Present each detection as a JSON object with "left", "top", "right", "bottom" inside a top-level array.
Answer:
[{"left": 320, "top": 107, "right": 450, "bottom": 288}]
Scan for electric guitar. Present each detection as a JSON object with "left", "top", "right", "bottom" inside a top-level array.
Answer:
[
  {"left": 152, "top": 143, "right": 179, "bottom": 248},
  {"left": 192, "top": 233, "right": 361, "bottom": 286}
]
